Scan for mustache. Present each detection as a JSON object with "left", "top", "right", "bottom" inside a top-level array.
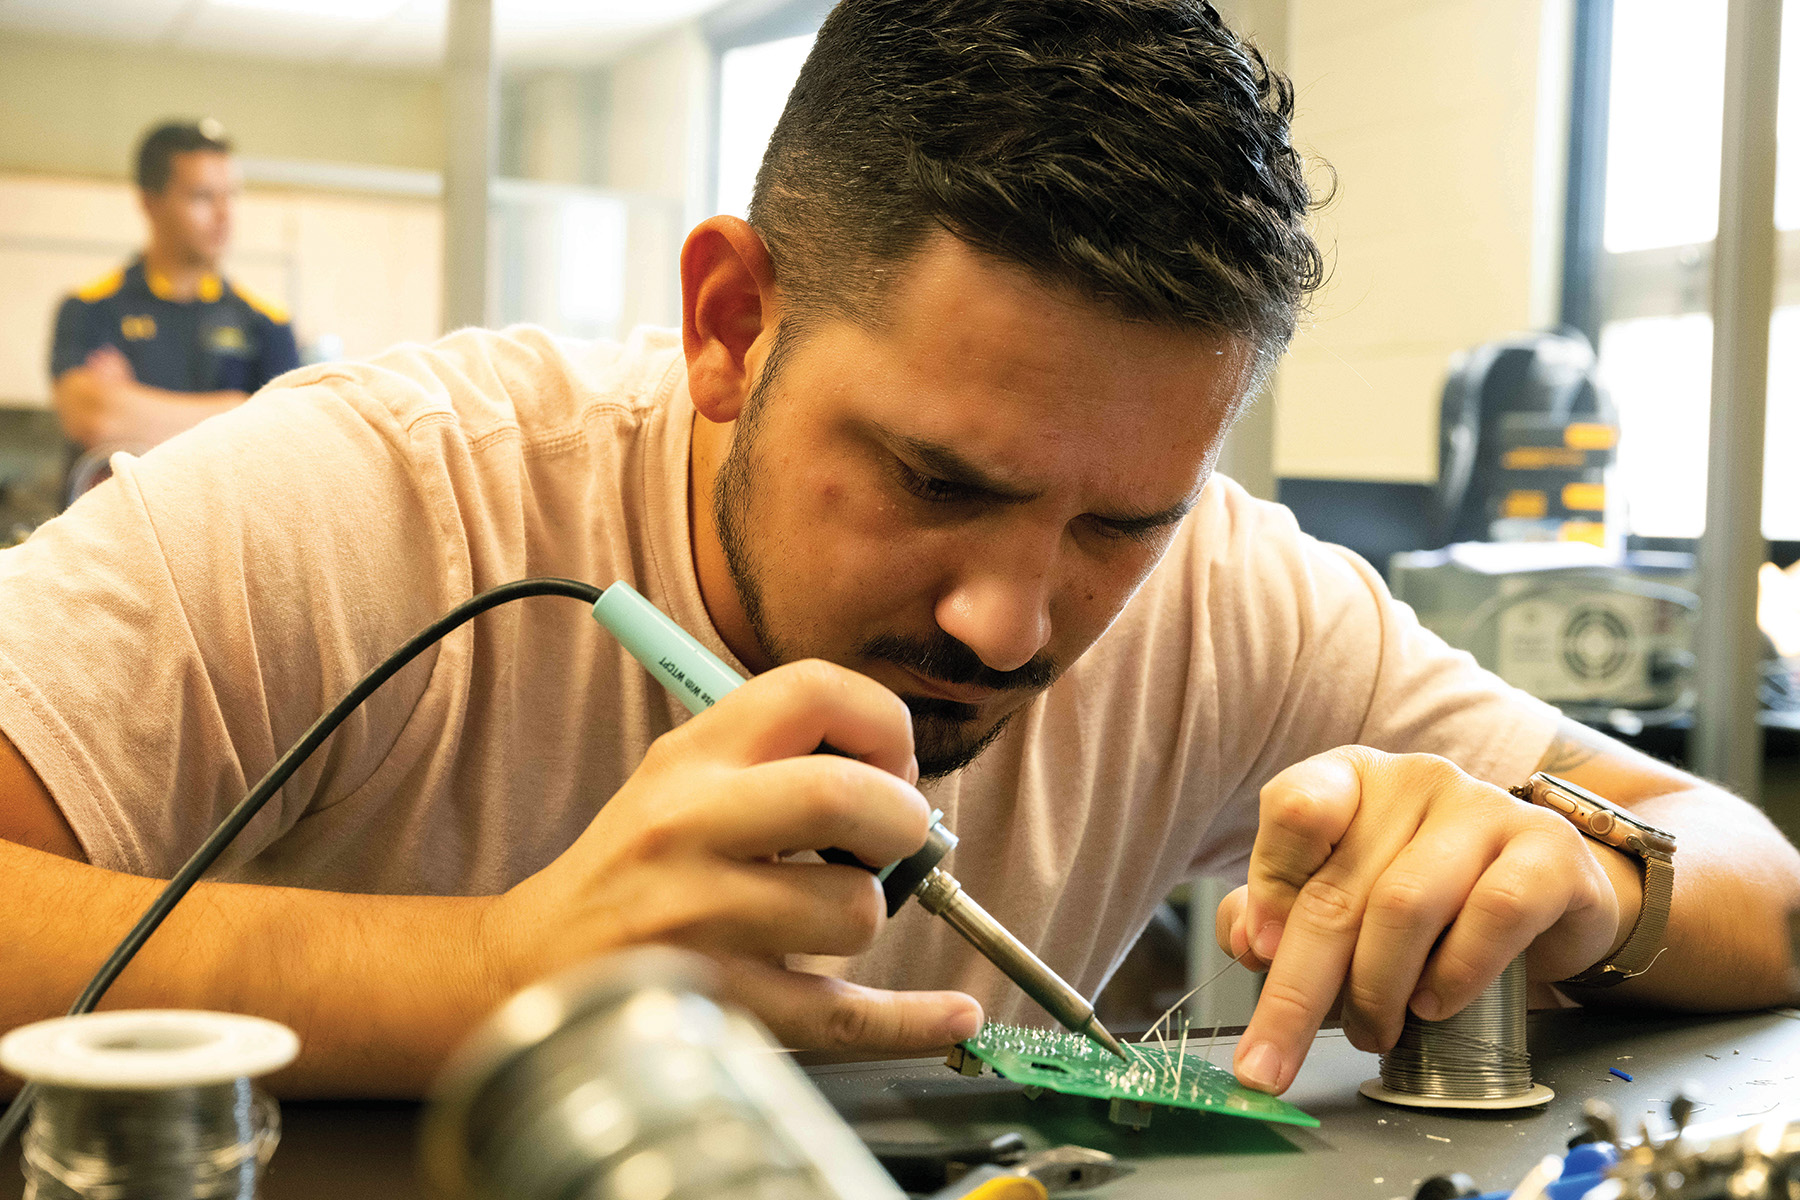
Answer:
[{"left": 859, "top": 631, "right": 1059, "bottom": 692}]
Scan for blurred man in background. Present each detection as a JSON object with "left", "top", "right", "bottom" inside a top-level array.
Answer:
[{"left": 48, "top": 119, "right": 298, "bottom": 493}]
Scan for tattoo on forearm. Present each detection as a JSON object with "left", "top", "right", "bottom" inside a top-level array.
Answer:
[{"left": 1539, "top": 721, "right": 1601, "bottom": 773}]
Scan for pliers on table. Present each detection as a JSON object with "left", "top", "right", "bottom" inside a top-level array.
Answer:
[
  {"left": 947, "top": 1145, "right": 1135, "bottom": 1196},
  {"left": 868, "top": 1132, "right": 1132, "bottom": 1197}
]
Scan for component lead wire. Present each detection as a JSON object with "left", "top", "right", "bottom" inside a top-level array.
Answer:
[{"left": 1174, "top": 1016, "right": 1189, "bottom": 1094}]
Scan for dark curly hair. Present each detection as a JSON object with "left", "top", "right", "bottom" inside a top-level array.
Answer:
[{"left": 749, "top": 0, "right": 1323, "bottom": 355}]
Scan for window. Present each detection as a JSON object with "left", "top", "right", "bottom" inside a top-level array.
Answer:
[
  {"left": 714, "top": 33, "right": 815, "bottom": 219},
  {"left": 1594, "top": 0, "right": 1799, "bottom": 540}
]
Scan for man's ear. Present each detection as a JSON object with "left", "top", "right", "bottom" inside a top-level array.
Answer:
[{"left": 681, "top": 216, "right": 779, "bottom": 425}]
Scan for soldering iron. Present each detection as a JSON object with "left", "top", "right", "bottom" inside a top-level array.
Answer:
[
  {"left": 0, "top": 575, "right": 1122, "bottom": 1153},
  {"left": 592, "top": 581, "right": 1129, "bottom": 1062}
]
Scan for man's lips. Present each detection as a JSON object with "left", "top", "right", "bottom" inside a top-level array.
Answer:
[{"left": 897, "top": 668, "right": 999, "bottom": 706}]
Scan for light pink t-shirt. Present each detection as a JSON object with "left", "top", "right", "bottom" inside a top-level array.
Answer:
[{"left": 0, "top": 327, "right": 1557, "bottom": 1023}]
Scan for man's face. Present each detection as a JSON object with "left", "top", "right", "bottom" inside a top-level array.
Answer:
[
  {"left": 142, "top": 151, "right": 236, "bottom": 267},
  {"left": 709, "top": 235, "right": 1256, "bottom": 779}
]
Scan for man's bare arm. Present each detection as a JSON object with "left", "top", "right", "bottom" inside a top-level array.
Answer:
[
  {"left": 0, "top": 731, "right": 498, "bottom": 1097},
  {"left": 1535, "top": 717, "right": 1800, "bottom": 1011},
  {"left": 0, "top": 840, "right": 499, "bottom": 1099},
  {"left": 0, "top": 664, "right": 984, "bottom": 1097},
  {"left": 53, "top": 368, "right": 245, "bottom": 450}
]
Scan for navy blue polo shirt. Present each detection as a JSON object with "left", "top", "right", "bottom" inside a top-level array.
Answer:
[{"left": 50, "top": 258, "right": 300, "bottom": 396}]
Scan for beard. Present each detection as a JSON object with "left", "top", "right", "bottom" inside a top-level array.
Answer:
[
  {"left": 857, "top": 630, "right": 1059, "bottom": 780},
  {"left": 711, "top": 335, "right": 1060, "bottom": 781}
]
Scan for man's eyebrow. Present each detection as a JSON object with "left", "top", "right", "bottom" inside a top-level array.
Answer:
[
  {"left": 882, "top": 426, "right": 1200, "bottom": 531},
  {"left": 1096, "top": 494, "right": 1199, "bottom": 533},
  {"left": 886, "top": 432, "right": 1040, "bottom": 503}
]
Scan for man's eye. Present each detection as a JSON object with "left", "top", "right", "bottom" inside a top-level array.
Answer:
[
  {"left": 896, "top": 463, "right": 974, "bottom": 503},
  {"left": 1084, "top": 515, "right": 1166, "bottom": 547}
]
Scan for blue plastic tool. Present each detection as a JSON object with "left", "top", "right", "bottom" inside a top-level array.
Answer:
[{"left": 1470, "top": 1140, "right": 1620, "bottom": 1200}]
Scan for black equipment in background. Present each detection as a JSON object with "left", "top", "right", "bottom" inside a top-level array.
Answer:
[{"left": 1434, "top": 329, "right": 1620, "bottom": 548}]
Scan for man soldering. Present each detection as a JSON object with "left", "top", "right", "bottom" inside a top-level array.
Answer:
[
  {"left": 48, "top": 120, "right": 299, "bottom": 486},
  {"left": 1, "top": 0, "right": 1796, "bottom": 1103}
]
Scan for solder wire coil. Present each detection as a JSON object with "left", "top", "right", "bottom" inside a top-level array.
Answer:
[
  {"left": 0, "top": 1010, "right": 298, "bottom": 1199},
  {"left": 1359, "top": 958, "right": 1555, "bottom": 1110}
]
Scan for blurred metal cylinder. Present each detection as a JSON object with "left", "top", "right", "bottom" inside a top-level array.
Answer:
[{"left": 421, "top": 948, "right": 904, "bottom": 1200}]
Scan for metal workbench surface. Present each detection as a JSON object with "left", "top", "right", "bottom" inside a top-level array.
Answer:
[
  {"left": 809, "top": 1007, "right": 1800, "bottom": 1199},
  {"left": 0, "top": 1007, "right": 1793, "bottom": 1198}
]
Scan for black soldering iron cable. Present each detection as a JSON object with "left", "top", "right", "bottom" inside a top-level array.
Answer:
[{"left": 0, "top": 577, "right": 605, "bottom": 1151}]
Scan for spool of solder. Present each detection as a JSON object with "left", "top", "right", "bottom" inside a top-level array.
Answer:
[
  {"left": 1359, "top": 958, "right": 1554, "bottom": 1110},
  {"left": 0, "top": 1010, "right": 298, "bottom": 1198}
]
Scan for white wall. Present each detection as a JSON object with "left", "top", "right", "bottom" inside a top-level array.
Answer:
[
  {"left": 496, "top": 24, "right": 715, "bottom": 337},
  {"left": 1272, "top": 0, "right": 1574, "bottom": 482},
  {"left": 600, "top": 24, "right": 718, "bottom": 333},
  {"left": 605, "top": 25, "right": 717, "bottom": 227},
  {"left": 0, "top": 30, "right": 444, "bottom": 180}
]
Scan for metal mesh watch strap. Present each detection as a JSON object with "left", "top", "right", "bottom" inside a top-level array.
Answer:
[
  {"left": 1558, "top": 850, "right": 1675, "bottom": 988},
  {"left": 1510, "top": 772, "right": 1677, "bottom": 990}
]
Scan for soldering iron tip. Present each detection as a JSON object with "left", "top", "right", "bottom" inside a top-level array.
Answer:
[{"left": 1087, "top": 1018, "right": 1129, "bottom": 1062}]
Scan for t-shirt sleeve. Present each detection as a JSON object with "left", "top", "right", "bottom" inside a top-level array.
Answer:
[
  {"left": 49, "top": 297, "right": 105, "bottom": 379},
  {"left": 1327, "top": 543, "right": 1560, "bottom": 785},
  {"left": 252, "top": 317, "right": 301, "bottom": 390},
  {"left": 0, "top": 377, "right": 463, "bottom": 878},
  {"left": 1187, "top": 487, "right": 1560, "bottom": 879}
]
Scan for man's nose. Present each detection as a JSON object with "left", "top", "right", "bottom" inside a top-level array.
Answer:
[{"left": 933, "top": 562, "right": 1054, "bottom": 675}]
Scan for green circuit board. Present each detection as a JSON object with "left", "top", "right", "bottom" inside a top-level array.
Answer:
[{"left": 958, "top": 1024, "right": 1320, "bottom": 1129}]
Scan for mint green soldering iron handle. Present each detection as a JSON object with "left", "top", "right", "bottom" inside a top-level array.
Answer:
[
  {"left": 592, "top": 582, "right": 745, "bottom": 713},
  {"left": 588, "top": 581, "right": 1127, "bottom": 1060},
  {"left": 589, "top": 581, "right": 956, "bottom": 908}
]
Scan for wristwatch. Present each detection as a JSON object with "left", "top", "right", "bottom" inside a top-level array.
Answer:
[{"left": 1510, "top": 771, "right": 1677, "bottom": 988}]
